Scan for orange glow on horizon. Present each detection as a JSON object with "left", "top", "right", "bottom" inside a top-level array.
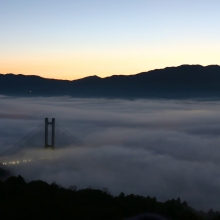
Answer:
[{"left": 1, "top": 45, "right": 220, "bottom": 80}]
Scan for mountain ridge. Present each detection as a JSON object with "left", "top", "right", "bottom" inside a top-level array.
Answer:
[{"left": 1, "top": 64, "right": 220, "bottom": 99}]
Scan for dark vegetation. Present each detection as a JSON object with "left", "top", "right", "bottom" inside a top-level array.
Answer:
[
  {"left": 0, "top": 173, "right": 220, "bottom": 220},
  {"left": 0, "top": 167, "right": 10, "bottom": 181},
  {"left": 1, "top": 65, "right": 220, "bottom": 99}
]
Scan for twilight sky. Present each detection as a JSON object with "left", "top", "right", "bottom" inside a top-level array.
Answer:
[{"left": 1, "top": 0, "right": 220, "bottom": 80}]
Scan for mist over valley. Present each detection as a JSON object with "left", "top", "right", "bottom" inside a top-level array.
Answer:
[{"left": 1, "top": 96, "right": 220, "bottom": 212}]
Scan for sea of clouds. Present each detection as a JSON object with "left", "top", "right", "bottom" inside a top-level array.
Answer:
[{"left": 1, "top": 96, "right": 220, "bottom": 211}]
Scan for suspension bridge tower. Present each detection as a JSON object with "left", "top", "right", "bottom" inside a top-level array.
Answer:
[{"left": 45, "top": 118, "right": 55, "bottom": 149}]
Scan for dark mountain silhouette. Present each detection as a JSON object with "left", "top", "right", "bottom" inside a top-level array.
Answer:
[
  {"left": 0, "top": 174, "right": 218, "bottom": 220},
  {"left": 1, "top": 65, "right": 220, "bottom": 99}
]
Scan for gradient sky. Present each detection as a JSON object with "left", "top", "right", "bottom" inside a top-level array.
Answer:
[{"left": 1, "top": 0, "right": 220, "bottom": 80}]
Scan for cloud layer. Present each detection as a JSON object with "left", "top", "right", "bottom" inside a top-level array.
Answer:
[{"left": 1, "top": 97, "right": 220, "bottom": 211}]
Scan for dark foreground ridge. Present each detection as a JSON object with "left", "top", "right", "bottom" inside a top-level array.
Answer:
[
  {"left": 0, "top": 174, "right": 219, "bottom": 220},
  {"left": 1, "top": 65, "right": 220, "bottom": 99}
]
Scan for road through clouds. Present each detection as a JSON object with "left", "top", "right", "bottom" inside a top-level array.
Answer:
[{"left": 1, "top": 96, "right": 220, "bottom": 211}]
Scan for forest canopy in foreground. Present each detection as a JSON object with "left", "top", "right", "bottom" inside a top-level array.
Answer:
[{"left": 0, "top": 173, "right": 219, "bottom": 220}]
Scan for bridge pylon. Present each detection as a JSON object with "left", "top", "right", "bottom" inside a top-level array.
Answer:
[{"left": 45, "top": 118, "right": 55, "bottom": 149}]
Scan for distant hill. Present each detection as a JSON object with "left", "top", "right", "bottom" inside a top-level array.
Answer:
[{"left": 1, "top": 65, "right": 220, "bottom": 99}]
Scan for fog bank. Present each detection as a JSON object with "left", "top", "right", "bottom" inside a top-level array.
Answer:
[{"left": 1, "top": 97, "right": 220, "bottom": 211}]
